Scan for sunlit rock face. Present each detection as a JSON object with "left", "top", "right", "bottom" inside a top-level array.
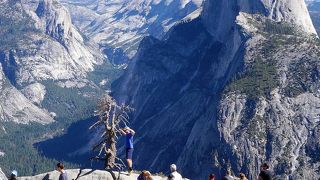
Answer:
[
  {"left": 0, "top": 0, "right": 102, "bottom": 124},
  {"left": 113, "top": 0, "right": 320, "bottom": 179},
  {"left": 0, "top": 65, "right": 53, "bottom": 125},
  {"left": 0, "top": 0, "right": 100, "bottom": 87},
  {"left": 0, "top": 168, "right": 6, "bottom": 180}
]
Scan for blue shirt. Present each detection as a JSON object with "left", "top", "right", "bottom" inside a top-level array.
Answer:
[{"left": 126, "top": 133, "right": 134, "bottom": 149}]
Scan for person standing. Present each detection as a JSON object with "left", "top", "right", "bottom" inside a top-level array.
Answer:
[
  {"left": 56, "top": 162, "right": 68, "bottom": 180},
  {"left": 168, "top": 164, "right": 183, "bottom": 180},
  {"left": 120, "top": 126, "right": 135, "bottom": 175},
  {"left": 258, "top": 163, "right": 273, "bottom": 180}
]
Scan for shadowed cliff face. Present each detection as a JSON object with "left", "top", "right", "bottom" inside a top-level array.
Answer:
[
  {"left": 112, "top": 0, "right": 320, "bottom": 179},
  {"left": 113, "top": 15, "right": 247, "bottom": 178}
]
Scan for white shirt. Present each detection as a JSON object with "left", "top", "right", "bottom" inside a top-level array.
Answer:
[
  {"left": 171, "top": 171, "right": 183, "bottom": 180},
  {"left": 225, "top": 175, "right": 234, "bottom": 180}
]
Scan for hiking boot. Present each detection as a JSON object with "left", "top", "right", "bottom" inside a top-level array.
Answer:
[{"left": 128, "top": 167, "right": 133, "bottom": 175}]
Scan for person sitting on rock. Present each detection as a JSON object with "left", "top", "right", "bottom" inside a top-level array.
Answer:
[{"left": 137, "top": 170, "right": 153, "bottom": 180}]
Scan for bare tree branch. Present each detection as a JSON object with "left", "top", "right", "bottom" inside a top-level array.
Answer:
[{"left": 89, "top": 94, "right": 133, "bottom": 171}]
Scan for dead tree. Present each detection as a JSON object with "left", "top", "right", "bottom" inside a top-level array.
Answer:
[{"left": 89, "top": 94, "right": 131, "bottom": 170}]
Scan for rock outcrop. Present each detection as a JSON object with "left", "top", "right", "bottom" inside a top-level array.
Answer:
[
  {"left": 0, "top": 60, "right": 53, "bottom": 124},
  {"left": 19, "top": 169, "right": 167, "bottom": 180}
]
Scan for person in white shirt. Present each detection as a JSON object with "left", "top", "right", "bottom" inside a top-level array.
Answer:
[
  {"left": 223, "top": 170, "right": 234, "bottom": 180},
  {"left": 168, "top": 164, "right": 183, "bottom": 180}
]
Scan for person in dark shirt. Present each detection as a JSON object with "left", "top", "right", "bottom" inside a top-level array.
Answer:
[
  {"left": 56, "top": 162, "right": 68, "bottom": 180},
  {"left": 120, "top": 126, "right": 135, "bottom": 175},
  {"left": 258, "top": 163, "right": 273, "bottom": 180},
  {"left": 8, "top": 170, "right": 17, "bottom": 180}
]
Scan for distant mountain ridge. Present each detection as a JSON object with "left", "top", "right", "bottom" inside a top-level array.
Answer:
[{"left": 61, "top": 0, "right": 204, "bottom": 59}]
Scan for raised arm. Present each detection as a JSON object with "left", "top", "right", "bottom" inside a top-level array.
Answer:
[
  {"left": 119, "top": 128, "right": 126, "bottom": 135},
  {"left": 128, "top": 128, "right": 135, "bottom": 135}
]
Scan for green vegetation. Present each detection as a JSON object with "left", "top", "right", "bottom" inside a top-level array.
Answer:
[
  {"left": 0, "top": 81, "right": 104, "bottom": 176},
  {"left": 224, "top": 19, "right": 299, "bottom": 100},
  {"left": 87, "top": 61, "right": 123, "bottom": 89},
  {"left": 41, "top": 80, "right": 101, "bottom": 121},
  {"left": 225, "top": 18, "right": 319, "bottom": 100},
  {"left": 224, "top": 18, "right": 311, "bottom": 144},
  {"left": 0, "top": 122, "right": 79, "bottom": 176},
  {"left": 284, "top": 60, "right": 319, "bottom": 97},
  {"left": 263, "top": 19, "right": 297, "bottom": 35},
  {"left": 225, "top": 57, "right": 278, "bottom": 100}
]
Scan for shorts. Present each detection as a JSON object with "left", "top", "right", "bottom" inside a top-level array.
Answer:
[{"left": 126, "top": 148, "right": 134, "bottom": 159}]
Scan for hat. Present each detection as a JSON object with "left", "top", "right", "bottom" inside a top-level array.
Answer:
[
  {"left": 11, "top": 170, "right": 17, "bottom": 177},
  {"left": 170, "top": 164, "right": 177, "bottom": 172}
]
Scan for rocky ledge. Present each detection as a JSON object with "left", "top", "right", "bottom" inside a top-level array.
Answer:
[{"left": 18, "top": 169, "right": 167, "bottom": 180}]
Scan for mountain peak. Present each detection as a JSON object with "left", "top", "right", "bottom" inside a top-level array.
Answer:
[
  {"left": 264, "top": 0, "right": 316, "bottom": 34},
  {"left": 202, "top": 0, "right": 317, "bottom": 40}
]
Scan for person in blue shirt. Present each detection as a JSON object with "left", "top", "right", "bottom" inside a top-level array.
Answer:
[{"left": 120, "top": 126, "right": 135, "bottom": 175}]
